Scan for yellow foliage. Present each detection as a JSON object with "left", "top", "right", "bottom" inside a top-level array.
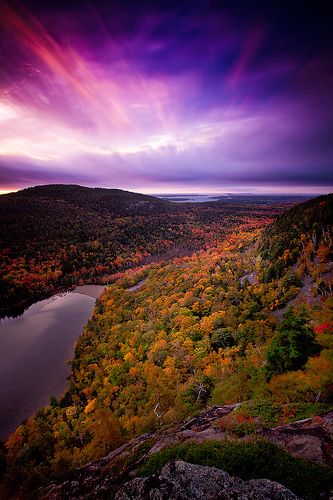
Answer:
[
  {"left": 84, "top": 398, "right": 97, "bottom": 414},
  {"left": 199, "top": 311, "right": 226, "bottom": 334},
  {"left": 204, "top": 364, "right": 214, "bottom": 376},
  {"left": 65, "top": 406, "right": 77, "bottom": 419},
  {"left": 124, "top": 352, "right": 136, "bottom": 364},
  {"left": 129, "top": 366, "right": 139, "bottom": 377}
]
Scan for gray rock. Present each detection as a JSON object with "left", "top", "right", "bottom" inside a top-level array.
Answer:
[
  {"left": 115, "top": 460, "right": 299, "bottom": 500},
  {"left": 259, "top": 412, "right": 333, "bottom": 466},
  {"left": 248, "top": 479, "right": 301, "bottom": 500}
]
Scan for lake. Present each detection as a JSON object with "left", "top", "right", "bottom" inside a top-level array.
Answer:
[
  {"left": 156, "top": 194, "right": 221, "bottom": 203},
  {"left": 0, "top": 286, "right": 104, "bottom": 440}
]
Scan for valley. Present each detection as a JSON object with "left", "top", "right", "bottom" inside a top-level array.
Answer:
[
  {"left": 1, "top": 0, "right": 332, "bottom": 497},
  {"left": 0, "top": 187, "right": 332, "bottom": 499},
  {"left": 0, "top": 185, "right": 299, "bottom": 318}
]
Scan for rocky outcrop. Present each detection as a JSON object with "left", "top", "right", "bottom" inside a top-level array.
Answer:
[
  {"left": 147, "top": 406, "right": 333, "bottom": 466},
  {"left": 44, "top": 406, "right": 333, "bottom": 499},
  {"left": 148, "top": 404, "right": 240, "bottom": 455},
  {"left": 115, "top": 460, "right": 299, "bottom": 499},
  {"left": 258, "top": 412, "right": 333, "bottom": 466}
]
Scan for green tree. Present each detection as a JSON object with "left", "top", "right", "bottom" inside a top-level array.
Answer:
[
  {"left": 211, "top": 328, "right": 236, "bottom": 351},
  {"left": 265, "top": 308, "right": 320, "bottom": 379}
]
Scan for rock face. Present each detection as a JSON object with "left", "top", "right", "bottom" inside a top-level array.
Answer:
[
  {"left": 115, "top": 460, "right": 299, "bottom": 500},
  {"left": 259, "top": 412, "right": 333, "bottom": 466}
]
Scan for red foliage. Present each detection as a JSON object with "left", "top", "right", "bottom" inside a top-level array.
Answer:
[{"left": 314, "top": 322, "right": 333, "bottom": 334}]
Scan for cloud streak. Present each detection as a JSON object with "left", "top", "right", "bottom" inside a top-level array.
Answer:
[{"left": 0, "top": 0, "right": 332, "bottom": 193}]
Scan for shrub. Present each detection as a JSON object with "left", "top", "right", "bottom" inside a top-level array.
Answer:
[
  {"left": 137, "top": 439, "right": 333, "bottom": 499},
  {"left": 235, "top": 400, "right": 280, "bottom": 427},
  {"left": 210, "top": 375, "right": 249, "bottom": 404},
  {"left": 217, "top": 412, "right": 258, "bottom": 436}
]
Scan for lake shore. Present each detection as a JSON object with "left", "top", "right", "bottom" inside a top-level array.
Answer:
[{"left": 73, "top": 284, "right": 106, "bottom": 298}]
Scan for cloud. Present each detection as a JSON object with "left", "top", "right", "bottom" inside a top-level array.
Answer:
[{"left": 0, "top": 0, "right": 332, "bottom": 193}]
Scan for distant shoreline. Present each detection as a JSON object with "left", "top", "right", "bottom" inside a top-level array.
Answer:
[{"left": 155, "top": 194, "right": 312, "bottom": 204}]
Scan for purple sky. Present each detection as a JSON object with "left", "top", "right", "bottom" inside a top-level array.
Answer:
[{"left": 0, "top": 0, "right": 332, "bottom": 194}]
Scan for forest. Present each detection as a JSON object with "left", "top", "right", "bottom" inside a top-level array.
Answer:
[
  {"left": 0, "top": 185, "right": 299, "bottom": 317},
  {"left": 0, "top": 190, "right": 332, "bottom": 497}
]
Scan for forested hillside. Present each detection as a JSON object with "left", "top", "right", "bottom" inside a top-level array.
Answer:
[
  {"left": 260, "top": 194, "right": 333, "bottom": 294},
  {"left": 1, "top": 193, "right": 332, "bottom": 497},
  {"left": 11, "top": 184, "right": 173, "bottom": 216},
  {"left": 0, "top": 185, "right": 293, "bottom": 317}
]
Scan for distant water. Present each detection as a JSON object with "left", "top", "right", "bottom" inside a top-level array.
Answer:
[
  {"left": 156, "top": 194, "right": 221, "bottom": 203},
  {"left": 0, "top": 290, "right": 99, "bottom": 440},
  {"left": 155, "top": 194, "right": 311, "bottom": 204}
]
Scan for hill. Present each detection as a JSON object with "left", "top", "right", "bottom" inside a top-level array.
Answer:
[
  {"left": 259, "top": 193, "right": 333, "bottom": 296},
  {"left": 0, "top": 185, "right": 290, "bottom": 317},
  {"left": 12, "top": 184, "right": 173, "bottom": 216},
  {"left": 1, "top": 193, "right": 332, "bottom": 498},
  {"left": 0, "top": 185, "right": 194, "bottom": 316}
]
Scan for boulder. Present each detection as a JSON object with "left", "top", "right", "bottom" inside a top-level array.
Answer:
[{"left": 115, "top": 460, "right": 299, "bottom": 500}]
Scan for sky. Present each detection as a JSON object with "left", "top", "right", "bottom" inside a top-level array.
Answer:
[{"left": 0, "top": 0, "right": 332, "bottom": 194}]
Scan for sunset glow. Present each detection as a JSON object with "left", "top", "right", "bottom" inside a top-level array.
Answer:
[{"left": 0, "top": 0, "right": 332, "bottom": 193}]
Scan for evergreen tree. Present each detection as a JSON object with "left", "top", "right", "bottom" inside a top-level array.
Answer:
[{"left": 266, "top": 308, "right": 321, "bottom": 379}]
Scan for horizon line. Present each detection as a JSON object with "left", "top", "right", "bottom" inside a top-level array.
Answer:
[{"left": 1, "top": 183, "right": 333, "bottom": 197}]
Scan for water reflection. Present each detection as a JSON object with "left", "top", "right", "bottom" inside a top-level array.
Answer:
[{"left": 0, "top": 291, "right": 97, "bottom": 440}]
